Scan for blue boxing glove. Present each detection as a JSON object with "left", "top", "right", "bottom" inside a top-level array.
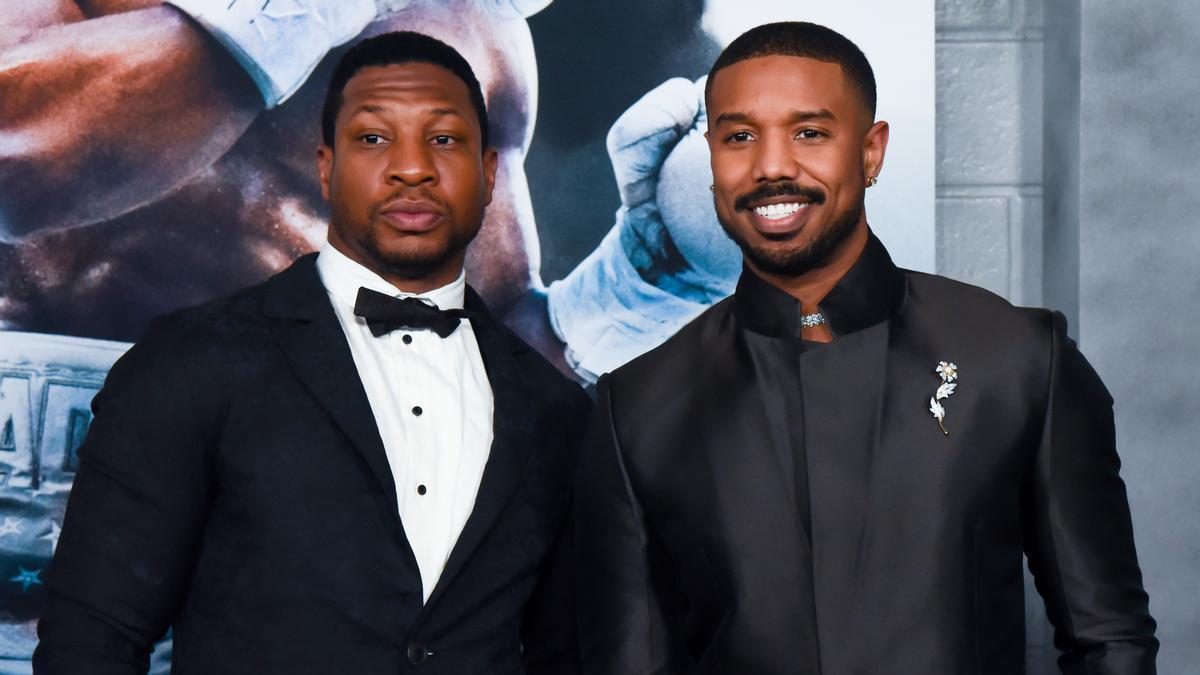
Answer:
[{"left": 548, "top": 77, "right": 740, "bottom": 382}]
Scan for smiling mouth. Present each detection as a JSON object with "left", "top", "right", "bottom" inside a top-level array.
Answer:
[
  {"left": 744, "top": 197, "right": 818, "bottom": 237},
  {"left": 753, "top": 202, "right": 811, "bottom": 220}
]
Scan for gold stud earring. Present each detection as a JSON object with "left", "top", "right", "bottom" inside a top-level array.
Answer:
[
  {"left": 866, "top": 176, "right": 878, "bottom": 188},
  {"left": 708, "top": 185, "right": 714, "bottom": 192}
]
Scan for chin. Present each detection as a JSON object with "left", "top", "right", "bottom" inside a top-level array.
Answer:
[{"left": 364, "top": 239, "right": 452, "bottom": 277}]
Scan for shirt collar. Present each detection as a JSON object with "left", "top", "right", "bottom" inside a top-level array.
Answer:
[
  {"left": 733, "top": 229, "right": 906, "bottom": 339},
  {"left": 315, "top": 241, "right": 466, "bottom": 311}
]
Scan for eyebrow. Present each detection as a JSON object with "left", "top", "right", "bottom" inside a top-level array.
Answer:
[{"left": 713, "top": 109, "right": 837, "bottom": 126}]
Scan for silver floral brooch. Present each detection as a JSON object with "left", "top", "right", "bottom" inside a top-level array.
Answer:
[{"left": 929, "top": 361, "right": 958, "bottom": 436}]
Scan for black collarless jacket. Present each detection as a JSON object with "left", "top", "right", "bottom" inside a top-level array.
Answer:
[
  {"left": 34, "top": 253, "right": 591, "bottom": 674},
  {"left": 576, "top": 234, "right": 1156, "bottom": 675}
]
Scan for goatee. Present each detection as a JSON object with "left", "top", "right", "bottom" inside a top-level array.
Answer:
[
  {"left": 717, "top": 192, "right": 863, "bottom": 278},
  {"left": 327, "top": 191, "right": 475, "bottom": 282}
]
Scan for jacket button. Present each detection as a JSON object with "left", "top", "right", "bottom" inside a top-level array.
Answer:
[{"left": 407, "top": 641, "right": 431, "bottom": 666}]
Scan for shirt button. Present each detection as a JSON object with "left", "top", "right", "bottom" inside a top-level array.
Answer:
[
  {"left": 412, "top": 406, "right": 423, "bottom": 416},
  {"left": 402, "top": 334, "right": 413, "bottom": 344},
  {"left": 417, "top": 484, "right": 427, "bottom": 496},
  {"left": 406, "top": 641, "right": 431, "bottom": 666}
]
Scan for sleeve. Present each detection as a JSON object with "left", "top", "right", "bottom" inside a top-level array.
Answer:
[
  {"left": 522, "top": 388, "right": 593, "bottom": 675},
  {"left": 574, "top": 376, "right": 679, "bottom": 675},
  {"left": 1023, "top": 311, "right": 1158, "bottom": 675},
  {"left": 522, "top": 515, "right": 580, "bottom": 674},
  {"left": 33, "top": 317, "right": 219, "bottom": 675}
]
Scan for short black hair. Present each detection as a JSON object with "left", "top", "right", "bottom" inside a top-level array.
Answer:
[
  {"left": 705, "top": 22, "right": 876, "bottom": 119},
  {"left": 321, "top": 31, "right": 489, "bottom": 150}
]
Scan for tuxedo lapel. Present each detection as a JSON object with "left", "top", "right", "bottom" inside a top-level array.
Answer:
[
  {"left": 261, "top": 254, "right": 419, "bottom": 570},
  {"left": 421, "top": 287, "right": 537, "bottom": 612}
]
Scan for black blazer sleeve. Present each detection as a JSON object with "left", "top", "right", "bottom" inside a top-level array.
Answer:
[
  {"left": 1023, "top": 311, "right": 1158, "bottom": 674},
  {"left": 575, "top": 376, "right": 680, "bottom": 675},
  {"left": 522, "top": 387, "right": 592, "bottom": 675},
  {"left": 34, "top": 317, "right": 218, "bottom": 675}
]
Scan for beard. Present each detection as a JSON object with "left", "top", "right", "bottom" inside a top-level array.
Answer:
[
  {"left": 357, "top": 222, "right": 476, "bottom": 280},
  {"left": 329, "top": 191, "right": 480, "bottom": 281},
  {"left": 717, "top": 182, "right": 863, "bottom": 277}
]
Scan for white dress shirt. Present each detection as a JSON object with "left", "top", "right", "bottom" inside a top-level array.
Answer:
[{"left": 316, "top": 243, "right": 494, "bottom": 603}]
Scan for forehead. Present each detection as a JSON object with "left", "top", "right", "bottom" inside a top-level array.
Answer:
[
  {"left": 365, "top": 7, "right": 536, "bottom": 146},
  {"left": 708, "top": 55, "right": 861, "bottom": 121},
  {"left": 341, "top": 63, "right": 475, "bottom": 114}
]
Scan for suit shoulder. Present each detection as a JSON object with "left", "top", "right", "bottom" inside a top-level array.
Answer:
[
  {"left": 605, "top": 296, "right": 734, "bottom": 393},
  {"left": 126, "top": 277, "right": 278, "bottom": 373},
  {"left": 902, "top": 270, "right": 1059, "bottom": 344}
]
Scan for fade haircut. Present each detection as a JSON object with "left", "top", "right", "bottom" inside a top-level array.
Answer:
[
  {"left": 321, "top": 31, "right": 490, "bottom": 150},
  {"left": 705, "top": 22, "right": 877, "bottom": 119}
]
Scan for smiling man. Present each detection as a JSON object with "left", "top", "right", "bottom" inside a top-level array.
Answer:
[
  {"left": 576, "top": 22, "right": 1157, "bottom": 675},
  {"left": 34, "top": 32, "right": 590, "bottom": 675}
]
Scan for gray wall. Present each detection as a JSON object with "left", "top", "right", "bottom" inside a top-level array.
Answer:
[
  {"left": 937, "top": 0, "right": 1200, "bottom": 672},
  {"left": 1076, "top": 1, "right": 1200, "bottom": 670}
]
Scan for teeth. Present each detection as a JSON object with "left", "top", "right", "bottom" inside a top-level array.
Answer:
[{"left": 753, "top": 202, "right": 806, "bottom": 220}]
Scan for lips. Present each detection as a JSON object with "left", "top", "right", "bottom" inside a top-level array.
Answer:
[
  {"left": 377, "top": 200, "right": 443, "bottom": 233},
  {"left": 733, "top": 182, "right": 825, "bottom": 238},
  {"left": 747, "top": 199, "right": 815, "bottom": 236}
]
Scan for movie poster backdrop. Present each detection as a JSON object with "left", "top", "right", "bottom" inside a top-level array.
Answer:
[{"left": 0, "top": 1, "right": 934, "bottom": 670}]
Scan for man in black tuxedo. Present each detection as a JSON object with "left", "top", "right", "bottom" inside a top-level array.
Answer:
[
  {"left": 576, "top": 22, "right": 1157, "bottom": 675},
  {"left": 34, "top": 31, "right": 589, "bottom": 674}
]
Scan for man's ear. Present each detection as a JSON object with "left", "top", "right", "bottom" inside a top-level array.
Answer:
[
  {"left": 317, "top": 144, "right": 334, "bottom": 202},
  {"left": 482, "top": 147, "right": 499, "bottom": 206},
  {"left": 862, "top": 120, "right": 890, "bottom": 183}
]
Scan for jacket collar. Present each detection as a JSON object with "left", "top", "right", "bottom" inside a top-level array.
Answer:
[{"left": 733, "top": 229, "right": 906, "bottom": 339}]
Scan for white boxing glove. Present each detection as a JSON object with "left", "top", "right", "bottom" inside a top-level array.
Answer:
[
  {"left": 548, "top": 76, "right": 741, "bottom": 382},
  {"left": 166, "top": 0, "right": 376, "bottom": 108},
  {"left": 605, "top": 74, "right": 739, "bottom": 300},
  {"left": 606, "top": 77, "right": 704, "bottom": 208}
]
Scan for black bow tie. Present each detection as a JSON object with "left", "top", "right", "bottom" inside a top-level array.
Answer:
[{"left": 353, "top": 287, "right": 472, "bottom": 338}]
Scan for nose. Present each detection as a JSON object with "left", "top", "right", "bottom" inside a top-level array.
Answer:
[
  {"left": 750, "top": 130, "right": 801, "bottom": 183},
  {"left": 385, "top": 136, "right": 438, "bottom": 187}
]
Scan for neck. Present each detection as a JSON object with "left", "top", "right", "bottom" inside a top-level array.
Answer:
[
  {"left": 748, "top": 220, "right": 870, "bottom": 314},
  {"left": 327, "top": 236, "right": 464, "bottom": 295}
]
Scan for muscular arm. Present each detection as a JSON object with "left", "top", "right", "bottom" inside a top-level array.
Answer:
[{"left": 0, "top": 2, "right": 260, "bottom": 240}]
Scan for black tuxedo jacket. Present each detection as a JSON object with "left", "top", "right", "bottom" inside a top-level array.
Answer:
[
  {"left": 576, "top": 234, "right": 1156, "bottom": 675},
  {"left": 34, "top": 254, "right": 591, "bottom": 674}
]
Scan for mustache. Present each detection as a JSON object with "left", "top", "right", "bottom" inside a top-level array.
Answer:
[
  {"left": 733, "top": 182, "right": 826, "bottom": 212},
  {"left": 370, "top": 188, "right": 448, "bottom": 217}
]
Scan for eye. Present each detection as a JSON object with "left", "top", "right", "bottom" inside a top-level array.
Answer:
[
  {"left": 431, "top": 135, "right": 457, "bottom": 146},
  {"left": 796, "top": 129, "right": 825, "bottom": 140},
  {"left": 359, "top": 133, "right": 387, "bottom": 145},
  {"left": 726, "top": 130, "right": 754, "bottom": 143}
]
